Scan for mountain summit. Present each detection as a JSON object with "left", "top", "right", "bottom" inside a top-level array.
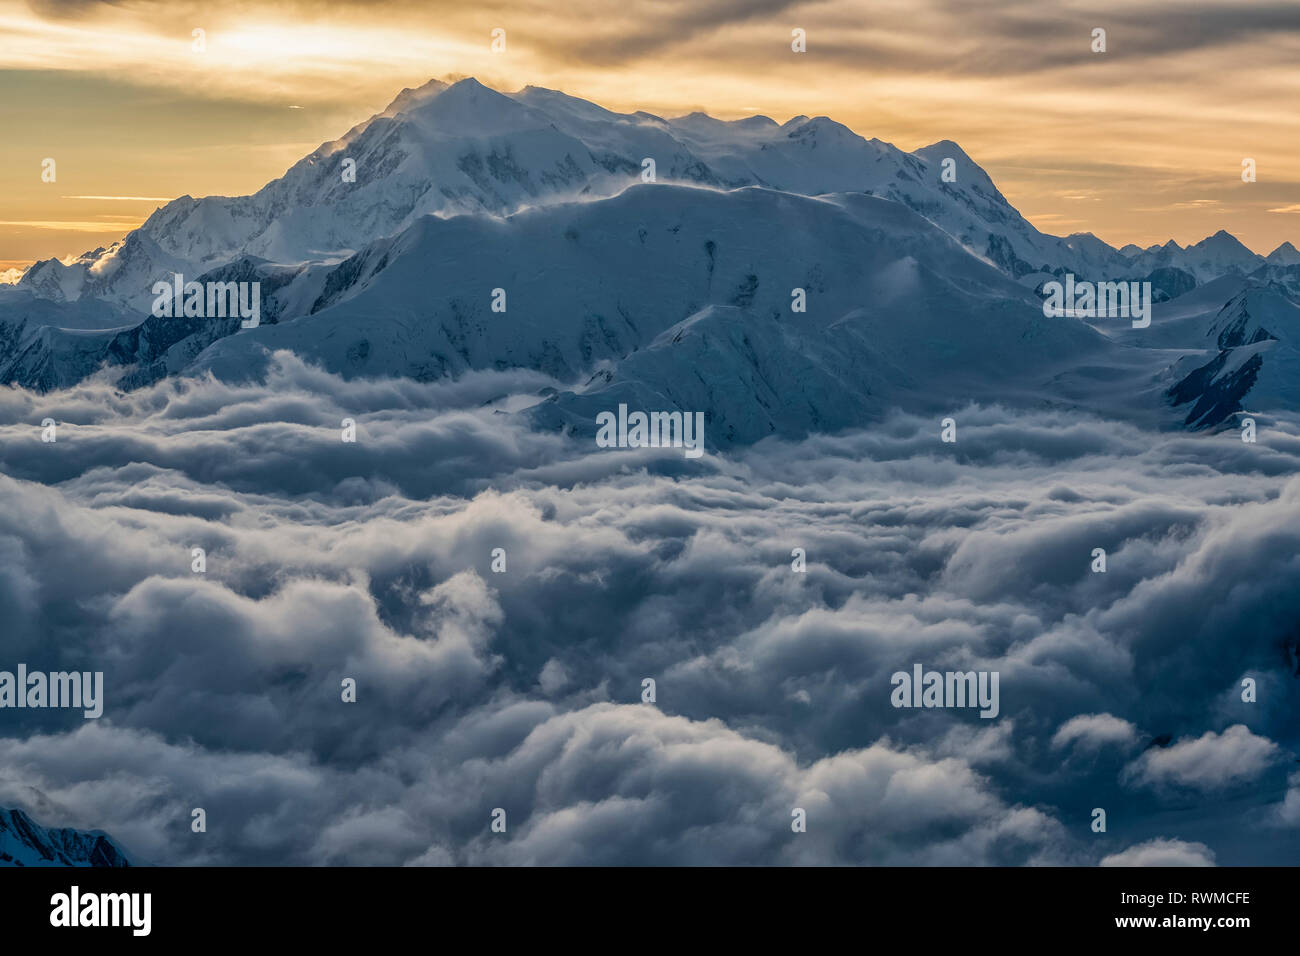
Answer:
[{"left": 16, "top": 76, "right": 1137, "bottom": 311}]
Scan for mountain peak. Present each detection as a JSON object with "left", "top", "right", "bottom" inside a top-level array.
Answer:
[
  {"left": 1266, "top": 240, "right": 1300, "bottom": 264},
  {"left": 382, "top": 77, "right": 450, "bottom": 116},
  {"left": 910, "top": 140, "right": 999, "bottom": 193},
  {"left": 391, "top": 75, "right": 502, "bottom": 113},
  {"left": 447, "top": 75, "right": 490, "bottom": 91},
  {"left": 806, "top": 115, "right": 848, "bottom": 130},
  {"left": 670, "top": 109, "right": 723, "bottom": 127},
  {"left": 1188, "top": 230, "right": 1262, "bottom": 260},
  {"left": 434, "top": 76, "right": 506, "bottom": 106},
  {"left": 391, "top": 75, "right": 540, "bottom": 135},
  {"left": 1196, "top": 229, "right": 1249, "bottom": 249},
  {"left": 918, "top": 138, "right": 970, "bottom": 160}
]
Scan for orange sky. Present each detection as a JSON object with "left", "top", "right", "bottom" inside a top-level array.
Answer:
[{"left": 2, "top": 0, "right": 1297, "bottom": 273}]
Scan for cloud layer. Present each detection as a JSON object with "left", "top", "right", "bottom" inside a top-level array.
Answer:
[{"left": 0, "top": 353, "right": 1297, "bottom": 864}]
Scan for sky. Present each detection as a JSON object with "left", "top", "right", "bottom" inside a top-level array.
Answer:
[{"left": 1, "top": 0, "right": 1298, "bottom": 273}]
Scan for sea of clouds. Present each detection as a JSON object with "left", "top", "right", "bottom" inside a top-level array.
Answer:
[{"left": 0, "top": 351, "right": 1297, "bottom": 866}]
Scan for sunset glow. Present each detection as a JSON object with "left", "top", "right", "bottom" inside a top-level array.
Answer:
[{"left": 2, "top": 0, "right": 1297, "bottom": 270}]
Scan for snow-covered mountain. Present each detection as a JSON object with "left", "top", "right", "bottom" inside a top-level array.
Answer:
[
  {"left": 16, "top": 77, "right": 1139, "bottom": 314},
  {"left": 1178, "top": 230, "right": 1267, "bottom": 281},
  {"left": 1164, "top": 286, "right": 1300, "bottom": 427},
  {"left": 0, "top": 807, "right": 132, "bottom": 867},
  {"left": 1266, "top": 241, "right": 1300, "bottom": 266},
  {"left": 1246, "top": 261, "right": 1300, "bottom": 302},
  {"left": 1125, "top": 231, "right": 1266, "bottom": 283},
  {"left": 180, "top": 181, "right": 1167, "bottom": 445},
  {"left": 2, "top": 76, "right": 1294, "bottom": 436}
]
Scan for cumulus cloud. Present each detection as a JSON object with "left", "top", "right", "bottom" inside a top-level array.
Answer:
[
  {"left": 1275, "top": 772, "right": 1300, "bottom": 827},
  {"left": 1123, "top": 725, "right": 1281, "bottom": 793},
  {"left": 1, "top": 364, "right": 1298, "bottom": 863},
  {"left": 1100, "top": 838, "right": 1216, "bottom": 867},
  {"left": 1051, "top": 714, "right": 1138, "bottom": 752}
]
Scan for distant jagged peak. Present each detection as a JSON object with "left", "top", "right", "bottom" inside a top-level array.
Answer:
[
  {"left": 1266, "top": 240, "right": 1300, "bottom": 264},
  {"left": 668, "top": 109, "right": 781, "bottom": 133},
  {"left": 1064, "top": 231, "right": 1106, "bottom": 249},
  {"left": 673, "top": 109, "right": 721, "bottom": 124},
  {"left": 1189, "top": 229, "right": 1258, "bottom": 256}
]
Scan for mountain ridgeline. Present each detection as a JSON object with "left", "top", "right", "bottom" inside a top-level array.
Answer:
[
  {"left": 0, "top": 807, "right": 132, "bottom": 867},
  {"left": 4, "top": 77, "right": 1298, "bottom": 438}
]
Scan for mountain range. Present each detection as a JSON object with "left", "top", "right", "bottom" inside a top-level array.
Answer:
[{"left": 4, "top": 76, "right": 1298, "bottom": 437}]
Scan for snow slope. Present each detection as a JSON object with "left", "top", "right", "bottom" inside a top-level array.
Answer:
[
  {"left": 1266, "top": 241, "right": 1300, "bottom": 266},
  {"left": 1163, "top": 286, "right": 1300, "bottom": 427},
  {"left": 0, "top": 807, "right": 132, "bottom": 867},
  {"left": 185, "top": 182, "right": 1137, "bottom": 446}
]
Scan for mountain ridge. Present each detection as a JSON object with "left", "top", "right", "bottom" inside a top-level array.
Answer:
[
  {"left": 2, "top": 77, "right": 1296, "bottom": 437},
  {"left": 11, "top": 76, "right": 1225, "bottom": 307},
  {"left": 0, "top": 807, "right": 133, "bottom": 867}
]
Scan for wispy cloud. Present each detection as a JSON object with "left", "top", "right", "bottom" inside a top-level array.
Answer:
[
  {"left": 61, "top": 195, "right": 174, "bottom": 201},
  {"left": 0, "top": 218, "right": 147, "bottom": 231}
]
